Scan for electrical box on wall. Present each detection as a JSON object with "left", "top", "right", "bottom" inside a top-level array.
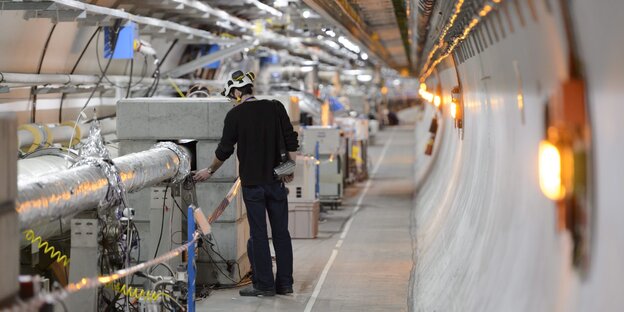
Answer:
[{"left": 104, "top": 22, "right": 136, "bottom": 59}]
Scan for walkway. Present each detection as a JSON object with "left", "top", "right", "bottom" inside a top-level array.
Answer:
[{"left": 197, "top": 125, "right": 416, "bottom": 312}]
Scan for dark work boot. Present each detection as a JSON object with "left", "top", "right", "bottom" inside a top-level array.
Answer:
[
  {"left": 239, "top": 285, "right": 275, "bottom": 297},
  {"left": 276, "top": 287, "right": 293, "bottom": 295}
]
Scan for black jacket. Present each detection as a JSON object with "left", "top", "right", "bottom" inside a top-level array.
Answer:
[{"left": 215, "top": 99, "right": 299, "bottom": 186}]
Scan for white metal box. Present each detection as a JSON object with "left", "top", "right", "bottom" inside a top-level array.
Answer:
[
  {"left": 269, "top": 200, "right": 320, "bottom": 239},
  {"left": 355, "top": 118, "right": 369, "bottom": 141},
  {"left": 319, "top": 155, "right": 342, "bottom": 200},
  {"left": 369, "top": 119, "right": 380, "bottom": 137},
  {"left": 286, "top": 155, "right": 317, "bottom": 202},
  {"left": 301, "top": 126, "right": 341, "bottom": 155}
]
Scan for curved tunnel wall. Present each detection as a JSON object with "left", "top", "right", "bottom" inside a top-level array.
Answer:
[{"left": 411, "top": 0, "right": 624, "bottom": 311}]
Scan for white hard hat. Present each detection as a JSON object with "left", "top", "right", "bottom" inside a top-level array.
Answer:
[{"left": 222, "top": 70, "right": 255, "bottom": 97}]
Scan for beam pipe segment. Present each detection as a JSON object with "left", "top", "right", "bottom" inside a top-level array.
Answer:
[{"left": 16, "top": 143, "right": 190, "bottom": 229}]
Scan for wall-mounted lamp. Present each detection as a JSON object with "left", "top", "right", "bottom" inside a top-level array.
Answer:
[
  {"left": 425, "top": 116, "right": 438, "bottom": 156},
  {"left": 538, "top": 139, "right": 566, "bottom": 200},
  {"left": 418, "top": 84, "right": 435, "bottom": 103},
  {"left": 540, "top": 79, "right": 592, "bottom": 272},
  {"left": 451, "top": 86, "right": 464, "bottom": 132}
]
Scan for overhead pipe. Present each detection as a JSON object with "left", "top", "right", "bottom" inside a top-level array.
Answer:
[
  {"left": 0, "top": 72, "right": 223, "bottom": 89},
  {"left": 17, "top": 118, "right": 116, "bottom": 152},
  {"left": 16, "top": 143, "right": 190, "bottom": 229}
]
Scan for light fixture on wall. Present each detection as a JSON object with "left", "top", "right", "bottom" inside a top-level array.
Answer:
[
  {"left": 433, "top": 95, "right": 441, "bottom": 108},
  {"left": 425, "top": 116, "right": 438, "bottom": 156},
  {"left": 539, "top": 79, "right": 593, "bottom": 273},
  {"left": 451, "top": 86, "right": 464, "bottom": 134},
  {"left": 418, "top": 83, "right": 435, "bottom": 103},
  {"left": 538, "top": 138, "right": 567, "bottom": 201}
]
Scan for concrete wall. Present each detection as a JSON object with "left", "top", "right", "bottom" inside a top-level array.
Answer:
[{"left": 411, "top": 0, "right": 624, "bottom": 311}]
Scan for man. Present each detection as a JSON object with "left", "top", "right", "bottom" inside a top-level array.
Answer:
[{"left": 193, "top": 70, "right": 298, "bottom": 297}]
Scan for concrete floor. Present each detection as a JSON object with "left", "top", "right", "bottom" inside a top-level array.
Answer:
[{"left": 197, "top": 125, "right": 416, "bottom": 311}]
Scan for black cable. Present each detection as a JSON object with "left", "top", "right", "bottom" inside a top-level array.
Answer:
[
  {"left": 171, "top": 194, "right": 187, "bottom": 220},
  {"left": 145, "top": 39, "right": 177, "bottom": 97},
  {"left": 126, "top": 58, "right": 133, "bottom": 98},
  {"left": 132, "top": 222, "right": 140, "bottom": 263},
  {"left": 71, "top": 27, "right": 101, "bottom": 74},
  {"left": 171, "top": 231, "right": 184, "bottom": 245},
  {"left": 78, "top": 21, "right": 122, "bottom": 116},
  {"left": 153, "top": 185, "right": 169, "bottom": 259},
  {"left": 200, "top": 243, "right": 239, "bottom": 285},
  {"left": 59, "top": 27, "right": 101, "bottom": 123},
  {"left": 149, "top": 263, "right": 175, "bottom": 276},
  {"left": 149, "top": 73, "right": 160, "bottom": 97},
  {"left": 30, "top": 24, "right": 57, "bottom": 123},
  {"left": 154, "top": 39, "right": 178, "bottom": 77},
  {"left": 94, "top": 30, "right": 147, "bottom": 90}
]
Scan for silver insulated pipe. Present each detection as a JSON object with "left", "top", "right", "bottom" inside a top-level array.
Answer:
[{"left": 16, "top": 142, "right": 190, "bottom": 229}]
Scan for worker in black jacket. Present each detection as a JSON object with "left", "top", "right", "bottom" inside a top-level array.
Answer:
[{"left": 194, "top": 70, "right": 299, "bottom": 297}]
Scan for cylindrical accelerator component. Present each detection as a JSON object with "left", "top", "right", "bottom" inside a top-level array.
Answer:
[
  {"left": 16, "top": 143, "right": 190, "bottom": 229},
  {"left": 17, "top": 118, "right": 116, "bottom": 151}
]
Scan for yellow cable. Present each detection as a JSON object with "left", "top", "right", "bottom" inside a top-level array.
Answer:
[
  {"left": 167, "top": 77, "right": 186, "bottom": 98},
  {"left": 23, "top": 230, "right": 70, "bottom": 267},
  {"left": 105, "top": 282, "right": 174, "bottom": 303}
]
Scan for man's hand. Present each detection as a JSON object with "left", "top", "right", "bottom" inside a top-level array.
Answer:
[
  {"left": 281, "top": 174, "right": 294, "bottom": 184},
  {"left": 193, "top": 168, "right": 213, "bottom": 182}
]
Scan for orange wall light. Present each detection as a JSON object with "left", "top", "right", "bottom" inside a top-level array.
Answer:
[
  {"left": 538, "top": 140, "right": 565, "bottom": 200},
  {"left": 450, "top": 101, "right": 457, "bottom": 119}
]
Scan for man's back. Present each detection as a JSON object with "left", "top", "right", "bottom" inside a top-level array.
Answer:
[{"left": 215, "top": 99, "right": 299, "bottom": 186}]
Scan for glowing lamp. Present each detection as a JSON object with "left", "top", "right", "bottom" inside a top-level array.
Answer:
[
  {"left": 420, "top": 83, "right": 427, "bottom": 91},
  {"left": 538, "top": 141, "right": 565, "bottom": 200},
  {"left": 290, "top": 95, "right": 299, "bottom": 105},
  {"left": 434, "top": 95, "right": 441, "bottom": 108},
  {"left": 450, "top": 102, "right": 457, "bottom": 119}
]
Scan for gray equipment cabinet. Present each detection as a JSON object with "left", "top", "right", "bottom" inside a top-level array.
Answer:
[{"left": 301, "top": 126, "right": 343, "bottom": 208}]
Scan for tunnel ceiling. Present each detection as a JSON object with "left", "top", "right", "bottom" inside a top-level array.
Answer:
[
  {"left": 350, "top": 0, "right": 411, "bottom": 69},
  {"left": 303, "top": 0, "right": 412, "bottom": 72}
]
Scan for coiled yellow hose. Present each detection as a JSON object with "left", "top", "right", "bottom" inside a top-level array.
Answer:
[
  {"left": 105, "top": 283, "right": 171, "bottom": 303},
  {"left": 23, "top": 230, "right": 70, "bottom": 266}
]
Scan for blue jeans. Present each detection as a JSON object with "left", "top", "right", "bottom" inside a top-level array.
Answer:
[{"left": 242, "top": 182, "right": 293, "bottom": 291}]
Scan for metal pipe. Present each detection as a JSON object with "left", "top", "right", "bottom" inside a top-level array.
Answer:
[
  {"left": 0, "top": 72, "right": 223, "bottom": 89},
  {"left": 17, "top": 149, "right": 78, "bottom": 247},
  {"left": 19, "top": 155, "right": 73, "bottom": 180},
  {"left": 16, "top": 143, "right": 190, "bottom": 229},
  {"left": 17, "top": 118, "right": 116, "bottom": 149}
]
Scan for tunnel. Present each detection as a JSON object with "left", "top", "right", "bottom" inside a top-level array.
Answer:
[{"left": 0, "top": 0, "right": 622, "bottom": 311}]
